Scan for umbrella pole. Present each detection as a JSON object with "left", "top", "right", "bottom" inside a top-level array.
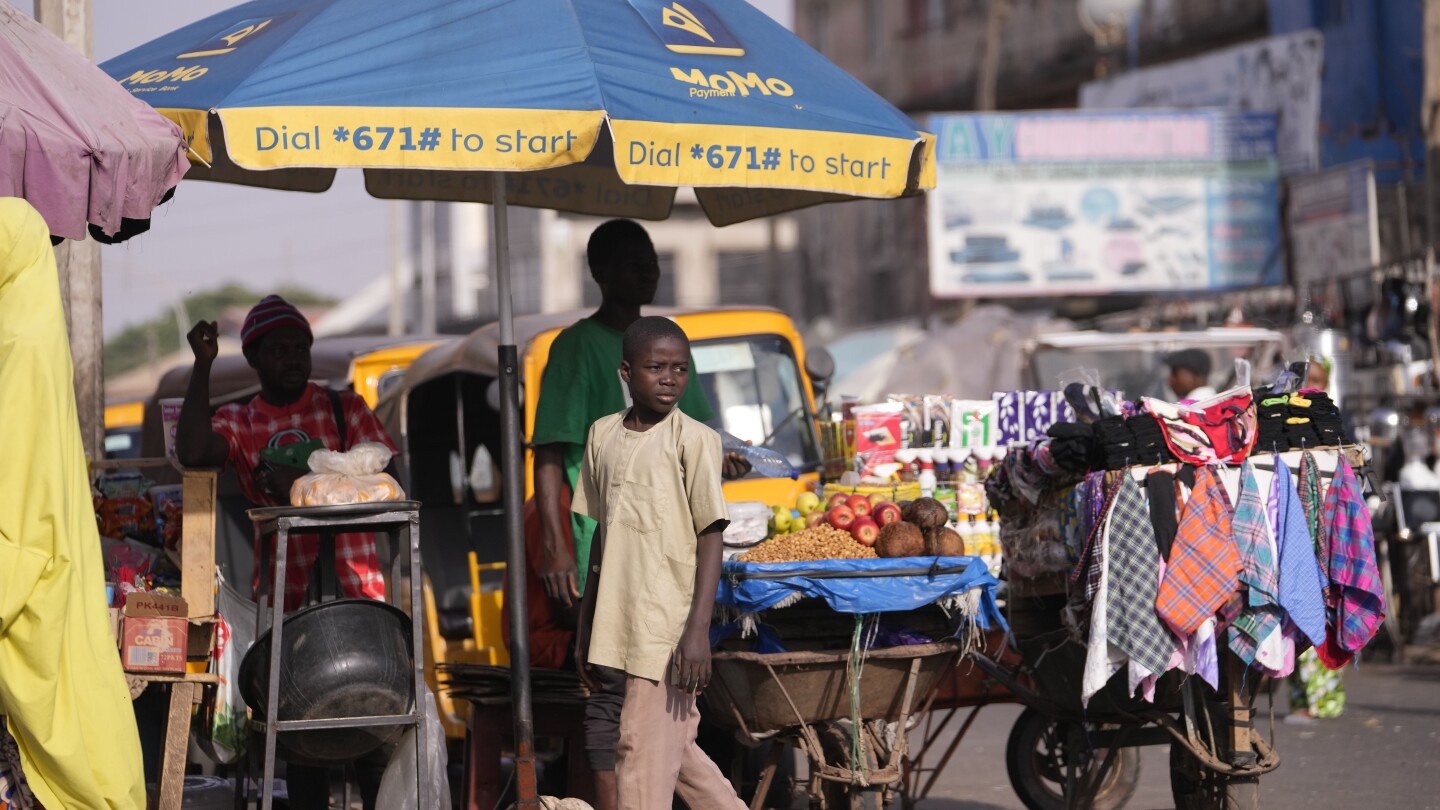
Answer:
[{"left": 492, "top": 172, "right": 541, "bottom": 808}]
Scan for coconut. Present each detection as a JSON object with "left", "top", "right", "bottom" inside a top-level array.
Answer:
[
  {"left": 875, "top": 521, "right": 926, "bottom": 558},
  {"left": 904, "top": 497, "right": 949, "bottom": 530},
  {"left": 925, "top": 526, "right": 966, "bottom": 557}
]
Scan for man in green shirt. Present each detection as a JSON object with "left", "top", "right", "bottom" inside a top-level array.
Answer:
[{"left": 531, "top": 219, "right": 741, "bottom": 810}]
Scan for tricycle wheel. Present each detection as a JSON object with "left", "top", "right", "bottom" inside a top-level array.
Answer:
[
  {"left": 1004, "top": 708, "right": 1139, "bottom": 810},
  {"left": 1170, "top": 743, "right": 1260, "bottom": 810}
]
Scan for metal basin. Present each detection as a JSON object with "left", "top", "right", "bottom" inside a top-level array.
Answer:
[{"left": 239, "top": 599, "right": 413, "bottom": 765}]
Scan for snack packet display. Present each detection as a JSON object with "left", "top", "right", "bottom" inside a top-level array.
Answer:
[{"left": 290, "top": 442, "right": 406, "bottom": 506}]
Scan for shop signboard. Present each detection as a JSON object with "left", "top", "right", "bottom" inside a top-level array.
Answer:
[
  {"left": 1286, "top": 160, "right": 1379, "bottom": 288},
  {"left": 927, "top": 110, "right": 1282, "bottom": 299},
  {"left": 1079, "top": 29, "right": 1323, "bottom": 176}
]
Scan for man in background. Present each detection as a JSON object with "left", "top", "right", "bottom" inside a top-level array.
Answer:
[{"left": 1164, "top": 348, "right": 1217, "bottom": 401}]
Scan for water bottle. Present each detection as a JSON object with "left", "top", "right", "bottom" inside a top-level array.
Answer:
[{"left": 720, "top": 431, "right": 799, "bottom": 479}]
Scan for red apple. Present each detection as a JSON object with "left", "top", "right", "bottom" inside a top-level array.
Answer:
[
  {"left": 828, "top": 492, "right": 851, "bottom": 509},
  {"left": 872, "top": 501, "right": 903, "bottom": 527},
  {"left": 846, "top": 494, "right": 872, "bottom": 517},
  {"left": 827, "top": 504, "right": 856, "bottom": 530},
  {"left": 851, "top": 517, "right": 880, "bottom": 546},
  {"left": 805, "top": 511, "right": 828, "bottom": 529}
]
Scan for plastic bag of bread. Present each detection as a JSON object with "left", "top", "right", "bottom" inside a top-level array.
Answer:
[{"left": 290, "top": 442, "right": 406, "bottom": 506}]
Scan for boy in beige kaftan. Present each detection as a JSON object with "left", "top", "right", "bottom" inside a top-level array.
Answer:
[{"left": 574, "top": 317, "right": 745, "bottom": 810}]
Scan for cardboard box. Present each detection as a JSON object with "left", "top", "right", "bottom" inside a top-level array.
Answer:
[{"left": 121, "top": 592, "right": 188, "bottom": 673}]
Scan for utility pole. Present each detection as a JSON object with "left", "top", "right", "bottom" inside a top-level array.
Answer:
[{"left": 36, "top": 0, "right": 105, "bottom": 462}]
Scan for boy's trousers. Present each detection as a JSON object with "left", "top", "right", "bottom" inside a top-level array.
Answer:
[{"left": 614, "top": 673, "right": 748, "bottom": 810}]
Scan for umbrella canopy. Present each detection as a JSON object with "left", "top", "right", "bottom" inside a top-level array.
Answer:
[
  {"left": 99, "top": 0, "right": 933, "bottom": 225},
  {"left": 0, "top": 2, "right": 188, "bottom": 241}
]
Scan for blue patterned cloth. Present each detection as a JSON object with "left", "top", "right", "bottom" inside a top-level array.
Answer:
[
  {"left": 1229, "top": 463, "right": 1283, "bottom": 665},
  {"left": 1273, "top": 462, "right": 1327, "bottom": 648}
]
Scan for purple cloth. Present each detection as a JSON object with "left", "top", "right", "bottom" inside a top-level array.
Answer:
[
  {"left": 0, "top": 4, "right": 188, "bottom": 239},
  {"left": 1323, "top": 459, "right": 1385, "bottom": 652}
]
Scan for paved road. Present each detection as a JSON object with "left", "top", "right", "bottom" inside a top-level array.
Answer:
[{"left": 906, "top": 663, "right": 1440, "bottom": 810}]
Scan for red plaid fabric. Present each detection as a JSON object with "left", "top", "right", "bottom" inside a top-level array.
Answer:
[
  {"left": 213, "top": 383, "right": 397, "bottom": 610},
  {"left": 1157, "top": 466, "right": 1243, "bottom": 637}
]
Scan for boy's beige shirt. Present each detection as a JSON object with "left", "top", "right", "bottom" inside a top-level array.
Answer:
[{"left": 573, "top": 407, "right": 729, "bottom": 682}]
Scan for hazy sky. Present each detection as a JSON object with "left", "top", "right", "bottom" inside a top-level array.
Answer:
[{"left": 15, "top": 0, "right": 793, "bottom": 337}]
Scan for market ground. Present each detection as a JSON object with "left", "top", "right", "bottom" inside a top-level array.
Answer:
[{"left": 906, "top": 662, "right": 1440, "bottom": 810}]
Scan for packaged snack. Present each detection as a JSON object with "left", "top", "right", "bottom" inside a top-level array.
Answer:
[
  {"left": 149, "top": 485, "right": 184, "bottom": 552},
  {"left": 924, "top": 395, "right": 953, "bottom": 447},
  {"left": 854, "top": 403, "right": 904, "bottom": 480},
  {"left": 95, "top": 495, "right": 156, "bottom": 543},
  {"left": 950, "top": 400, "right": 996, "bottom": 449},
  {"left": 887, "top": 394, "right": 926, "bottom": 447},
  {"left": 291, "top": 442, "right": 406, "bottom": 506}
]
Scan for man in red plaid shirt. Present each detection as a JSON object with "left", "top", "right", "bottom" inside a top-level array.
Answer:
[
  {"left": 175, "top": 295, "right": 393, "bottom": 611},
  {"left": 176, "top": 296, "right": 397, "bottom": 809}
]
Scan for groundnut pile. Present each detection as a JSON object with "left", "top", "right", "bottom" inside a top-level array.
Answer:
[{"left": 736, "top": 525, "right": 878, "bottom": 563}]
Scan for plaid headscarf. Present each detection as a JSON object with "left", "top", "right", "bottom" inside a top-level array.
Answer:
[
  {"left": 1273, "top": 461, "right": 1328, "bottom": 649},
  {"left": 1298, "top": 451, "right": 1329, "bottom": 584},
  {"left": 1229, "top": 463, "right": 1284, "bottom": 668},
  {"left": 1156, "top": 466, "right": 1242, "bottom": 637},
  {"left": 1322, "top": 459, "right": 1385, "bottom": 653},
  {"left": 1105, "top": 474, "right": 1178, "bottom": 677}
]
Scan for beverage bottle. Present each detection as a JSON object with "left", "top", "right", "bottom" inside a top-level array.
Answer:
[
  {"left": 720, "top": 431, "right": 798, "bottom": 479},
  {"left": 919, "top": 458, "right": 937, "bottom": 498}
]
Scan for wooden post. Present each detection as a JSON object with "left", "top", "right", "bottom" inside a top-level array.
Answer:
[
  {"left": 975, "top": 0, "right": 1011, "bottom": 111},
  {"left": 181, "top": 471, "right": 218, "bottom": 619},
  {"left": 35, "top": 0, "right": 104, "bottom": 463}
]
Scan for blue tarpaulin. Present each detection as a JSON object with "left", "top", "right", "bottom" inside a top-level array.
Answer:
[{"left": 717, "top": 556, "right": 1007, "bottom": 633}]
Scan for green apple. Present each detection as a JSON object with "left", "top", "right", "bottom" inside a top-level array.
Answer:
[{"left": 796, "top": 492, "right": 821, "bottom": 515}]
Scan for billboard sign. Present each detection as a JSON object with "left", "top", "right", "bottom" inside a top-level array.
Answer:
[
  {"left": 1286, "top": 161, "right": 1379, "bottom": 288},
  {"left": 927, "top": 111, "right": 1282, "bottom": 299},
  {"left": 1079, "top": 29, "right": 1323, "bottom": 176}
]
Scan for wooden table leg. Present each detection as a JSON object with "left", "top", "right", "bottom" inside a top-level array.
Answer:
[{"left": 156, "top": 681, "right": 197, "bottom": 810}]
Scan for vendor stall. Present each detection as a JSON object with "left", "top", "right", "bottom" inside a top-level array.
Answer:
[
  {"left": 976, "top": 372, "right": 1382, "bottom": 810},
  {"left": 785, "top": 365, "right": 1384, "bottom": 810}
]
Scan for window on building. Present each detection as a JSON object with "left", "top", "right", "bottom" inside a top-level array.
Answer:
[
  {"left": 906, "top": 0, "right": 946, "bottom": 34},
  {"left": 865, "top": 0, "right": 884, "bottom": 63},
  {"left": 807, "top": 1, "right": 828, "bottom": 53},
  {"left": 582, "top": 251, "right": 676, "bottom": 308}
]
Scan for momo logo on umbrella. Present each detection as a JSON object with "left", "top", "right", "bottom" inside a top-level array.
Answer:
[
  {"left": 630, "top": 0, "right": 744, "bottom": 56},
  {"left": 177, "top": 13, "right": 293, "bottom": 59}
]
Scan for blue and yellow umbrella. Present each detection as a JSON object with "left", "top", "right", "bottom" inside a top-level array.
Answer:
[
  {"left": 104, "top": 5, "right": 932, "bottom": 803},
  {"left": 102, "top": 0, "right": 933, "bottom": 225}
]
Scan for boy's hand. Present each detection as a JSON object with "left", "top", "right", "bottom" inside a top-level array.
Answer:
[
  {"left": 674, "top": 627, "right": 712, "bottom": 695},
  {"left": 722, "top": 452, "right": 751, "bottom": 480}
]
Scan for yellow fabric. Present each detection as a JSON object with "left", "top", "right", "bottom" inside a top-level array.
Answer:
[
  {"left": 0, "top": 198, "right": 145, "bottom": 809},
  {"left": 573, "top": 409, "right": 728, "bottom": 682}
]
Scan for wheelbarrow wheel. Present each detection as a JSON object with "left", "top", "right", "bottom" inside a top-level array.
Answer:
[
  {"left": 1004, "top": 708, "right": 1139, "bottom": 810},
  {"left": 1170, "top": 742, "right": 1261, "bottom": 810}
]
